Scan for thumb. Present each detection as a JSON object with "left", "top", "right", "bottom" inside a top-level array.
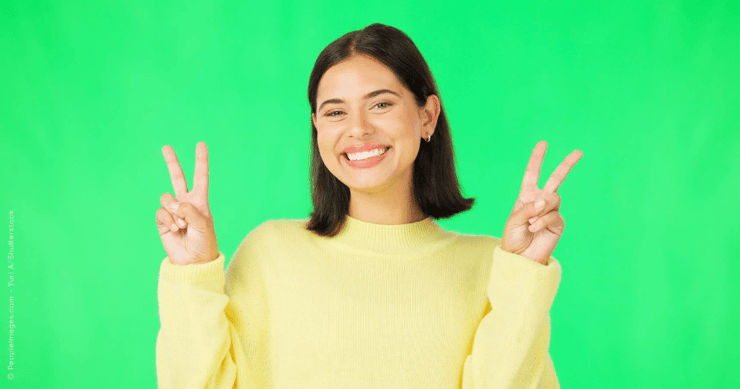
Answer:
[
  {"left": 510, "top": 199, "right": 546, "bottom": 228},
  {"left": 168, "top": 202, "right": 208, "bottom": 230}
]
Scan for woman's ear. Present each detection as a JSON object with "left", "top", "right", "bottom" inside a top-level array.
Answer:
[
  {"left": 420, "top": 95, "right": 441, "bottom": 135},
  {"left": 312, "top": 113, "right": 317, "bottom": 129}
]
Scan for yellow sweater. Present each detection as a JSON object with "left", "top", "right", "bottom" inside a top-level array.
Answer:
[{"left": 156, "top": 215, "right": 562, "bottom": 388}]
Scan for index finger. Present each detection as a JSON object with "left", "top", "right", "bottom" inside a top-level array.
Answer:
[
  {"left": 520, "top": 140, "right": 548, "bottom": 192},
  {"left": 162, "top": 145, "right": 189, "bottom": 197},
  {"left": 543, "top": 150, "right": 583, "bottom": 193},
  {"left": 193, "top": 141, "right": 209, "bottom": 200}
]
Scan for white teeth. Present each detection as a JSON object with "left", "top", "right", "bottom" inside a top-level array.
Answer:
[{"left": 346, "top": 147, "right": 388, "bottom": 161}]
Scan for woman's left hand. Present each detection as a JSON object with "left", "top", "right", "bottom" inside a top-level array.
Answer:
[{"left": 501, "top": 141, "right": 583, "bottom": 265}]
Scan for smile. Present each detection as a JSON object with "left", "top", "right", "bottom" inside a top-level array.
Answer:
[
  {"left": 345, "top": 147, "right": 389, "bottom": 161},
  {"left": 342, "top": 147, "right": 391, "bottom": 169}
]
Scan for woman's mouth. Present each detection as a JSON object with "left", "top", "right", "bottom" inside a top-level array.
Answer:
[
  {"left": 343, "top": 146, "right": 390, "bottom": 161},
  {"left": 342, "top": 146, "right": 391, "bottom": 169}
]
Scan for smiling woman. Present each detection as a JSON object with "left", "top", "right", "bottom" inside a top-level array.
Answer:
[
  {"left": 156, "top": 22, "right": 574, "bottom": 389},
  {"left": 306, "top": 24, "right": 475, "bottom": 236}
]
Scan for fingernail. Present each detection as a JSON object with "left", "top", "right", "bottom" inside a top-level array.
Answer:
[
  {"left": 169, "top": 202, "right": 179, "bottom": 211},
  {"left": 177, "top": 218, "right": 186, "bottom": 227},
  {"left": 535, "top": 200, "right": 545, "bottom": 210}
]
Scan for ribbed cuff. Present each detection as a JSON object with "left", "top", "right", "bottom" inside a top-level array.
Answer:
[
  {"left": 159, "top": 252, "right": 226, "bottom": 284},
  {"left": 493, "top": 244, "right": 561, "bottom": 270},
  {"left": 491, "top": 244, "right": 562, "bottom": 310}
]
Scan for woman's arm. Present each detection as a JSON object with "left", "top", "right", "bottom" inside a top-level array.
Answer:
[
  {"left": 155, "top": 252, "right": 244, "bottom": 389},
  {"left": 461, "top": 244, "right": 562, "bottom": 389}
]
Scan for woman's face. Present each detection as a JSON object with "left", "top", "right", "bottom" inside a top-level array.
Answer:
[{"left": 312, "top": 54, "right": 436, "bottom": 195}]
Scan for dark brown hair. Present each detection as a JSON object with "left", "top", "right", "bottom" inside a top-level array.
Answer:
[{"left": 306, "top": 23, "right": 474, "bottom": 237}]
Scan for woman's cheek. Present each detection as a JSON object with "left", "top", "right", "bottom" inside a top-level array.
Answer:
[
  {"left": 319, "top": 123, "right": 342, "bottom": 139},
  {"left": 317, "top": 129, "right": 342, "bottom": 165},
  {"left": 380, "top": 111, "right": 411, "bottom": 134}
]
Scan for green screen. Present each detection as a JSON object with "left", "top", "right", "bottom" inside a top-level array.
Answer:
[{"left": 2, "top": 0, "right": 738, "bottom": 387}]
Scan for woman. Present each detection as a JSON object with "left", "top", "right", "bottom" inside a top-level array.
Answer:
[{"left": 155, "top": 23, "right": 582, "bottom": 389}]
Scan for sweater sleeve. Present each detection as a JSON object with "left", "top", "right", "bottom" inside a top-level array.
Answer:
[
  {"left": 155, "top": 251, "right": 245, "bottom": 389},
  {"left": 461, "top": 243, "right": 562, "bottom": 389}
]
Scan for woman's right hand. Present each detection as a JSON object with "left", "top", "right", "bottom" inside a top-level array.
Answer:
[{"left": 156, "top": 142, "right": 219, "bottom": 266}]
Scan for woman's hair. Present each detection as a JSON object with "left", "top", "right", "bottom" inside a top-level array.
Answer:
[{"left": 306, "top": 23, "right": 475, "bottom": 237}]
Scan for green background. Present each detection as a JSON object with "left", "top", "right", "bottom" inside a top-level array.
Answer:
[{"left": 2, "top": 0, "right": 738, "bottom": 387}]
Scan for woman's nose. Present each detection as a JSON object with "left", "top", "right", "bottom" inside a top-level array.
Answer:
[{"left": 347, "top": 110, "right": 373, "bottom": 138}]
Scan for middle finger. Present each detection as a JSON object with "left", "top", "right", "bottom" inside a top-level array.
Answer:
[
  {"left": 162, "top": 145, "right": 190, "bottom": 197},
  {"left": 543, "top": 150, "right": 583, "bottom": 193}
]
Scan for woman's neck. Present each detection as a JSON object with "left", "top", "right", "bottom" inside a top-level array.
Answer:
[{"left": 347, "top": 181, "right": 426, "bottom": 225}]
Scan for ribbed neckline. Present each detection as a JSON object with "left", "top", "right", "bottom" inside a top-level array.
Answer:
[{"left": 328, "top": 214, "right": 457, "bottom": 256}]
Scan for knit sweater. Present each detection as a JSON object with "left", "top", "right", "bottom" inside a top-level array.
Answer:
[{"left": 156, "top": 215, "right": 562, "bottom": 389}]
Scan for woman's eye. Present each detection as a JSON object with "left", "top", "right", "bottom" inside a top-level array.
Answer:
[{"left": 324, "top": 103, "right": 390, "bottom": 117}]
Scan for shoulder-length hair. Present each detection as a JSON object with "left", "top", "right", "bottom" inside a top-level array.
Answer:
[{"left": 306, "top": 23, "right": 474, "bottom": 237}]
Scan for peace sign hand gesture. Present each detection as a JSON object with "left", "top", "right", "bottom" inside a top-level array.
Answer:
[
  {"left": 155, "top": 142, "right": 219, "bottom": 266},
  {"left": 501, "top": 141, "right": 583, "bottom": 265}
]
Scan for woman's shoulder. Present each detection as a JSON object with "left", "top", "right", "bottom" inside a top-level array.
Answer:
[
  {"left": 445, "top": 229, "right": 502, "bottom": 250},
  {"left": 243, "top": 218, "right": 312, "bottom": 242},
  {"left": 230, "top": 218, "right": 313, "bottom": 261}
]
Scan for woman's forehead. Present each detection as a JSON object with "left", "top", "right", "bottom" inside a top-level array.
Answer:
[{"left": 317, "top": 55, "right": 406, "bottom": 99}]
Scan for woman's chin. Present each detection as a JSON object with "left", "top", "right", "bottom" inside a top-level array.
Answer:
[
  {"left": 339, "top": 164, "right": 394, "bottom": 191},
  {"left": 345, "top": 180, "right": 390, "bottom": 194}
]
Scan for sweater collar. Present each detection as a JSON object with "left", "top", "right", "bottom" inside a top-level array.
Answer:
[{"left": 329, "top": 214, "right": 457, "bottom": 256}]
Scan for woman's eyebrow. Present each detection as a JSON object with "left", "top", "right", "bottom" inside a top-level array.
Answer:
[{"left": 318, "top": 89, "right": 400, "bottom": 112}]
